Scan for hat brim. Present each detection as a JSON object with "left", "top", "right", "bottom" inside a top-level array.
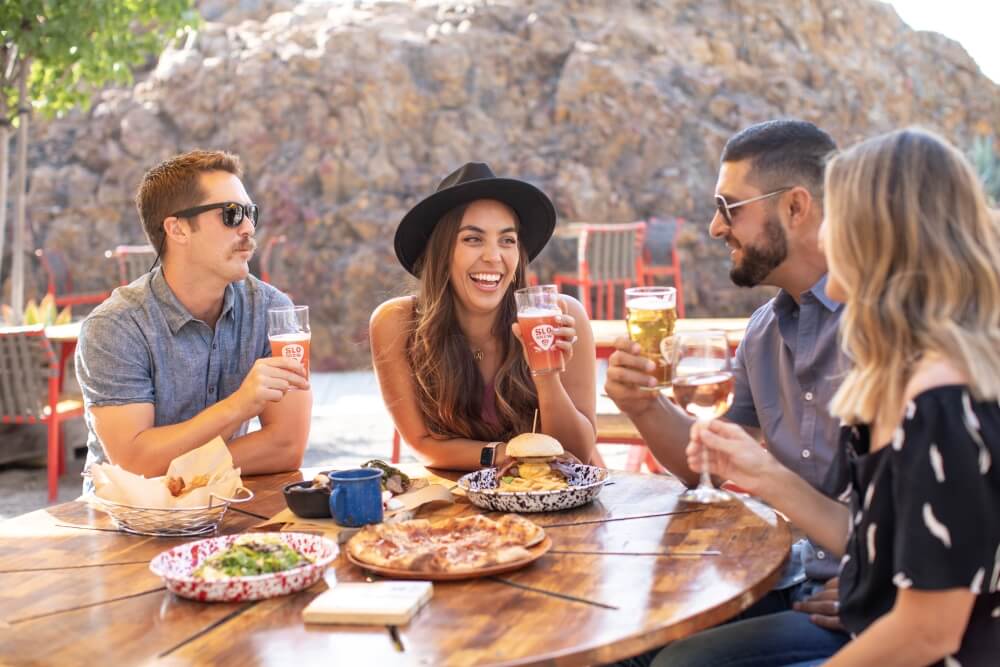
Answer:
[{"left": 394, "top": 177, "right": 556, "bottom": 276}]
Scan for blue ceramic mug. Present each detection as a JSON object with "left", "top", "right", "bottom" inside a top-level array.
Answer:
[{"left": 329, "top": 468, "right": 384, "bottom": 527}]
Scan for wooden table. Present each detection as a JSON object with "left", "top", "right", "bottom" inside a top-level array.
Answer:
[
  {"left": 592, "top": 317, "right": 749, "bottom": 359},
  {"left": 0, "top": 469, "right": 790, "bottom": 666}
]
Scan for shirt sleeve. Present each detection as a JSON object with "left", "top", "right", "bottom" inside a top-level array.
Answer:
[
  {"left": 75, "top": 314, "right": 154, "bottom": 407},
  {"left": 889, "top": 389, "right": 1000, "bottom": 594},
  {"left": 260, "top": 286, "right": 294, "bottom": 358},
  {"left": 725, "top": 323, "right": 759, "bottom": 428}
]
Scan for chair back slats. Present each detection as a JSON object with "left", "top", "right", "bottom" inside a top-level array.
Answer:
[
  {"left": 107, "top": 245, "right": 156, "bottom": 285},
  {"left": 578, "top": 222, "right": 646, "bottom": 282},
  {"left": 645, "top": 217, "right": 679, "bottom": 264},
  {"left": 0, "top": 326, "right": 56, "bottom": 421}
]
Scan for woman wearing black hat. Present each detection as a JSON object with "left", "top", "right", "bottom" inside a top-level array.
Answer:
[{"left": 370, "top": 162, "right": 597, "bottom": 469}]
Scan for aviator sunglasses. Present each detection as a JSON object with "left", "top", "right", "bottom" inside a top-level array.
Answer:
[
  {"left": 150, "top": 201, "right": 261, "bottom": 271},
  {"left": 714, "top": 187, "right": 791, "bottom": 226}
]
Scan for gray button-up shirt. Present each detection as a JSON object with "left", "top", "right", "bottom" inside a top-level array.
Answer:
[
  {"left": 76, "top": 267, "right": 291, "bottom": 474},
  {"left": 728, "top": 274, "right": 845, "bottom": 581}
]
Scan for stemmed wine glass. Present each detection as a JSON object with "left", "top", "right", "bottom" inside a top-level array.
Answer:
[{"left": 661, "top": 330, "right": 735, "bottom": 504}]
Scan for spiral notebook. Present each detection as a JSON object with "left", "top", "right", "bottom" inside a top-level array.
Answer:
[{"left": 302, "top": 581, "right": 433, "bottom": 625}]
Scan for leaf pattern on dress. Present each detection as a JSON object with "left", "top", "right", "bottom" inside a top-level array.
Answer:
[
  {"left": 922, "top": 502, "right": 952, "bottom": 549},
  {"left": 992, "top": 606, "right": 1000, "bottom": 619},
  {"left": 971, "top": 567, "right": 985, "bottom": 594},
  {"left": 990, "top": 544, "right": 1000, "bottom": 594},
  {"left": 863, "top": 483, "right": 875, "bottom": 509},
  {"left": 944, "top": 656, "right": 962, "bottom": 667},
  {"left": 837, "top": 483, "right": 851, "bottom": 503},
  {"left": 962, "top": 391, "right": 992, "bottom": 475},
  {"left": 929, "top": 444, "right": 946, "bottom": 483},
  {"left": 867, "top": 523, "right": 877, "bottom": 563},
  {"left": 892, "top": 572, "right": 913, "bottom": 589},
  {"left": 891, "top": 427, "right": 905, "bottom": 451},
  {"left": 905, "top": 400, "right": 917, "bottom": 420}
]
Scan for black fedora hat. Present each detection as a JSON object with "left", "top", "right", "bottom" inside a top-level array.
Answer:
[{"left": 394, "top": 162, "right": 556, "bottom": 276}]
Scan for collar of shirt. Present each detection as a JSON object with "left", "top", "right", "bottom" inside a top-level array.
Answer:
[
  {"left": 771, "top": 273, "right": 842, "bottom": 319},
  {"left": 150, "top": 266, "right": 236, "bottom": 334}
]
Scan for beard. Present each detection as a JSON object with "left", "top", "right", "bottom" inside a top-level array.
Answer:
[{"left": 729, "top": 214, "right": 788, "bottom": 287}]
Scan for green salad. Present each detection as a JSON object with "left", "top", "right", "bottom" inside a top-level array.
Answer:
[{"left": 194, "top": 535, "right": 312, "bottom": 580}]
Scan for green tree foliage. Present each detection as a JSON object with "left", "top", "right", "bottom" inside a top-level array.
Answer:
[
  {"left": 969, "top": 135, "right": 1000, "bottom": 207},
  {"left": 0, "top": 0, "right": 199, "bottom": 319}
]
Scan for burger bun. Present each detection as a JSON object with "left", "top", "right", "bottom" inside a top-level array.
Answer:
[{"left": 506, "top": 432, "right": 563, "bottom": 461}]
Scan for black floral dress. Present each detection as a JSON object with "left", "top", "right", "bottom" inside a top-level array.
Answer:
[{"left": 829, "top": 386, "right": 1000, "bottom": 666}]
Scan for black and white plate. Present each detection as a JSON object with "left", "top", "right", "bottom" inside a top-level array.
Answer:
[{"left": 457, "top": 464, "right": 608, "bottom": 512}]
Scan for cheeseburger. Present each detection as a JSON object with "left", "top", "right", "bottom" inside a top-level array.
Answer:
[{"left": 496, "top": 433, "right": 570, "bottom": 491}]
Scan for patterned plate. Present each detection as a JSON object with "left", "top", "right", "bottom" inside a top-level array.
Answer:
[
  {"left": 457, "top": 464, "right": 609, "bottom": 512},
  {"left": 149, "top": 532, "right": 338, "bottom": 602}
]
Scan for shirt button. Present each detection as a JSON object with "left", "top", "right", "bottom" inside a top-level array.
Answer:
[
  {"left": 817, "top": 550, "right": 826, "bottom": 559},
  {"left": 802, "top": 449, "right": 811, "bottom": 459},
  {"left": 209, "top": 387, "right": 216, "bottom": 394},
  {"left": 804, "top": 391, "right": 814, "bottom": 401},
  {"left": 212, "top": 344, "right": 217, "bottom": 350}
]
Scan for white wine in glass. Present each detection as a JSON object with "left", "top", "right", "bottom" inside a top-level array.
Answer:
[{"left": 665, "top": 331, "right": 735, "bottom": 503}]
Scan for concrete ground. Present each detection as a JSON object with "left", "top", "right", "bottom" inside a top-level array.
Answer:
[{"left": 0, "top": 369, "right": 633, "bottom": 519}]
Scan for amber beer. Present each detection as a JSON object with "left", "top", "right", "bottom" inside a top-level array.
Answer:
[
  {"left": 625, "top": 287, "right": 677, "bottom": 387},
  {"left": 515, "top": 285, "right": 564, "bottom": 376},
  {"left": 267, "top": 305, "right": 311, "bottom": 378}
]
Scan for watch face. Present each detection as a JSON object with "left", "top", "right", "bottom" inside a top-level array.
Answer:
[{"left": 480, "top": 445, "right": 495, "bottom": 467}]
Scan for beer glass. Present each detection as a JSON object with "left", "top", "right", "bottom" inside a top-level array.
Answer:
[
  {"left": 268, "top": 305, "right": 311, "bottom": 378},
  {"left": 514, "top": 285, "right": 564, "bottom": 376},
  {"left": 625, "top": 286, "right": 677, "bottom": 388},
  {"left": 665, "top": 330, "right": 735, "bottom": 504}
]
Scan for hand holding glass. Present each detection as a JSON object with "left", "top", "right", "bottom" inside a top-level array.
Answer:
[
  {"left": 662, "top": 330, "right": 735, "bottom": 504},
  {"left": 268, "top": 305, "right": 311, "bottom": 378},
  {"left": 514, "top": 285, "right": 564, "bottom": 376}
]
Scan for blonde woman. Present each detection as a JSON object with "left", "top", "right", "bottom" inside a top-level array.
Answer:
[
  {"left": 653, "top": 129, "right": 1000, "bottom": 666},
  {"left": 370, "top": 162, "right": 596, "bottom": 470}
]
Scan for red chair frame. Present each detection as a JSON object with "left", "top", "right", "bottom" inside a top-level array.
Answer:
[
  {"left": 34, "top": 248, "right": 110, "bottom": 307},
  {"left": 639, "top": 217, "right": 686, "bottom": 318},
  {"left": 554, "top": 222, "right": 647, "bottom": 319}
]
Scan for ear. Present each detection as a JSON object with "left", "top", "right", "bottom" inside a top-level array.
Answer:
[
  {"left": 162, "top": 215, "right": 192, "bottom": 247},
  {"left": 784, "top": 186, "right": 814, "bottom": 230}
]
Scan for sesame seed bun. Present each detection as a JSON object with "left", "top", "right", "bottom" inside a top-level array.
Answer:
[{"left": 505, "top": 433, "right": 564, "bottom": 459}]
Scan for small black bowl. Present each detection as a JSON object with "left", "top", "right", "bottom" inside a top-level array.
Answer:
[{"left": 282, "top": 480, "right": 332, "bottom": 519}]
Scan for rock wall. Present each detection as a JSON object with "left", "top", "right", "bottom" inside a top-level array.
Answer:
[{"left": 17, "top": 0, "right": 1000, "bottom": 369}]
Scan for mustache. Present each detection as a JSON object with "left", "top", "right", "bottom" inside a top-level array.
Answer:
[{"left": 234, "top": 237, "right": 257, "bottom": 253}]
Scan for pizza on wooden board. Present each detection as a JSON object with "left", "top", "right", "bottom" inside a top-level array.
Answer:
[{"left": 346, "top": 514, "right": 545, "bottom": 573}]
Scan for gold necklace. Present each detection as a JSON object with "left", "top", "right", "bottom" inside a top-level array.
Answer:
[{"left": 473, "top": 348, "right": 484, "bottom": 362}]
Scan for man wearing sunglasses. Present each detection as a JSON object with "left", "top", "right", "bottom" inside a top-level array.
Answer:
[
  {"left": 607, "top": 120, "right": 848, "bottom": 667},
  {"left": 76, "top": 150, "right": 311, "bottom": 485}
]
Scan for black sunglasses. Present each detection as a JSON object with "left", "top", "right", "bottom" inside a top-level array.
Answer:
[
  {"left": 714, "top": 188, "right": 792, "bottom": 226},
  {"left": 170, "top": 201, "right": 260, "bottom": 228},
  {"left": 149, "top": 202, "right": 261, "bottom": 271}
]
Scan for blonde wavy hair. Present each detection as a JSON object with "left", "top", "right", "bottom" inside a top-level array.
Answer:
[
  {"left": 825, "top": 128, "right": 1000, "bottom": 425},
  {"left": 407, "top": 203, "right": 538, "bottom": 441}
]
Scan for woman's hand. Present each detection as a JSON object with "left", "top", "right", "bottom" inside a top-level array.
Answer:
[
  {"left": 686, "top": 420, "right": 775, "bottom": 496},
  {"left": 512, "top": 299, "right": 578, "bottom": 367}
]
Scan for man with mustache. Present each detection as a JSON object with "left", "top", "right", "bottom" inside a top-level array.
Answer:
[
  {"left": 76, "top": 150, "right": 311, "bottom": 484},
  {"left": 607, "top": 120, "right": 849, "bottom": 666}
]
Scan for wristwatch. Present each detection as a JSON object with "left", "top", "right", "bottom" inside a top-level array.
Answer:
[{"left": 480, "top": 441, "right": 505, "bottom": 467}]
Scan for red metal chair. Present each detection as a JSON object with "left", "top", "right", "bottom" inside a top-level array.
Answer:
[
  {"left": 34, "top": 248, "right": 110, "bottom": 307},
  {"left": 640, "top": 216, "right": 686, "bottom": 318},
  {"left": 0, "top": 325, "right": 85, "bottom": 501},
  {"left": 554, "top": 222, "right": 647, "bottom": 319},
  {"left": 104, "top": 245, "right": 156, "bottom": 286}
]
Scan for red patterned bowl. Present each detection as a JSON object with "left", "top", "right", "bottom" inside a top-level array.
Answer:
[{"left": 149, "top": 532, "right": 338, "bottom": 602}]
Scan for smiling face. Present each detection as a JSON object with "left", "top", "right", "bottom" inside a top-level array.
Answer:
[
  {"left": 179, "top": 170, "right": 257, "bottom": 284},
  {"left": 449, "top": 199, "right": 521, "bottom": 315},
  {"left": 709, "top": 160, "right": 790, "bottom": 288}
]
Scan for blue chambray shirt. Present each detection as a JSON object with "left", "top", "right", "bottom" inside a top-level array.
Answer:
[
  {"left": 75, "top": 267, "right": 291, "bottom": 483},
  {"left": 728, "top": 274, "right": 846, "bottom": 581}
]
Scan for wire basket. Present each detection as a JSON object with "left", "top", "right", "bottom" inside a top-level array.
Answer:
[{"left": 87, "top": 487, "right": 255, "bottom": 537}]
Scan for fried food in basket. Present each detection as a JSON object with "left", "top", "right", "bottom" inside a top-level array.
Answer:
[{"left": 166, "top": 473, "right": 211, "bottom": 498}]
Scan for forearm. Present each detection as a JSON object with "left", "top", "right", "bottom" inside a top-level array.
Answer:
[
  {"left": 756, "top": 462, "right": 850, "bottom": 556},
  {"left": 534, "top": 374, "right": 596, "bottom": 463},
  {"left": 629, "top": 394, "right": 698, "bottom": 485},
  {"left": 117, "top": 397, "right": 247, "bottom": 477},
  {"left": 408, "top": 434, "right": 495, "bottom": 471},
  {"left": 826, "top": 607, "right": 961, "bottom": 666},
  {"left": 227, "top": 424, "right": 307, "bottom": 475}
]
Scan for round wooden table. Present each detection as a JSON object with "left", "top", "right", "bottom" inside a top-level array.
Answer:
[{"left": 0, "top": 469, "right": 790, "bottom": 666}]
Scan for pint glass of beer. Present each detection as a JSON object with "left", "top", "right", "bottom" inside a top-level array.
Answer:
[
  {"left": 625, "top": 286, "right": 677, "bottom": 388},
  {"left": 514, "top": 285, "right": 564, "bottom": 376},
  {"left": 267, "top": 305, "right": 311, "bottom": 377}
]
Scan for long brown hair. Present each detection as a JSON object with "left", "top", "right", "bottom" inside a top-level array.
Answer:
[
  {"left": 825, "top": 128, "right": 1000, "bottom": 425},
  {"left": 408, "top": 202, "right": 538, "bottom": 441}
]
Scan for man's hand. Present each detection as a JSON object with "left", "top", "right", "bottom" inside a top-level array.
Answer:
[
  {"left": 230, "top": 357, "right": 309, "bottom": 420},
  {"left": 604, "top": 337, "right": 659, "bottom": 417},
  {"left": 794, "top": 577, "right": 844, "bottom": 630}
]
